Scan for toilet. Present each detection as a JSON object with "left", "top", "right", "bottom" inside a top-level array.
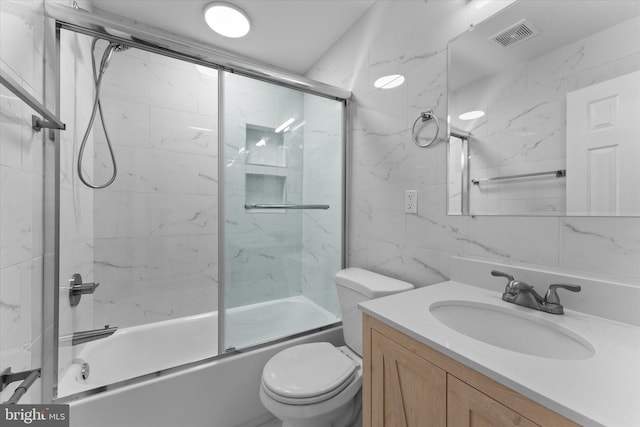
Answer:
[{"left": 259, "top": 268, "right": 414, "bottom": 427}]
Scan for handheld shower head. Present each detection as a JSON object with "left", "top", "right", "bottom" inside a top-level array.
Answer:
[{"left": 99, "top": 42, "right": 129, "bottom": 73}]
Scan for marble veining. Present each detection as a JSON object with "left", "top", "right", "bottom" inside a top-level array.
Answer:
[{"left": 306, "top": 0, "right": 640, "bottom": 286}]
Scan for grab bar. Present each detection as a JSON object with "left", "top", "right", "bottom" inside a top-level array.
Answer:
[
  {"left": 244, "top": 204, "right": 330, "bottom": 210},
  {"left": 60, "top": 325, "right": 118, "bottom": 346},
  {"left": 0, "top": 68, "right": 66, "bottom": 136},
  {"left": 471, "top": 169, "right": 566, "bottom": 185},
  {"left": 1, "top": 368, "right": 41, "bottom": 404}
]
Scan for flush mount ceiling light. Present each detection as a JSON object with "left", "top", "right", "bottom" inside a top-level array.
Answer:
[
  {"left": 374, "top": 74, "right": 405, "bottom": 89},
  {"left": 458, "top": 110, "right": 485, "bottom": 120},
  {"left": 204, "top": 2, "right": 251, "bottom": 38}
]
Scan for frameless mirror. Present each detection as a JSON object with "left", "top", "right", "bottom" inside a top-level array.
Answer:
[{"left": 447, "top": 0, "right": 640, "bottom": 216}]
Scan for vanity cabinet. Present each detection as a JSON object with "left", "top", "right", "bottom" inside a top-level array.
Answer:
[{"left": 363, "top": 314, "right": 579, "bottom": 427}]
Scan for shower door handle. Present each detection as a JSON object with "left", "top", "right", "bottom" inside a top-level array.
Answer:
[{"left": 244, "top": 204, "right": 330, "bottom": 210}]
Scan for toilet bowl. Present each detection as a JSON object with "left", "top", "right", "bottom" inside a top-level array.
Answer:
[
  {"left": 260, "top": 342, "right": 362, "bottom": 427},
  {"left": 259, "top": 268, "right": 414, "bottom": 427}
]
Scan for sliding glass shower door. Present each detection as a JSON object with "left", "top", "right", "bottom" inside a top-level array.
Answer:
[{"left": 221, "top": 72, "right": 344, "bottom": 351}]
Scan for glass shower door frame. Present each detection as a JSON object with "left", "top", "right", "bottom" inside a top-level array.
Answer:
[{"left": 44, "top": 6, "right": 350, "bottom": 403}]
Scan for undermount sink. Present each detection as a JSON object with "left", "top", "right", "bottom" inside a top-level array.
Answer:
[{"left": 429, "top": 300, "right": 595, "bottom": 360}]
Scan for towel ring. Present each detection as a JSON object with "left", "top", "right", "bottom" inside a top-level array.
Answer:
[{"left": 412, "top": 110, "right": 439, "bottom": 148}]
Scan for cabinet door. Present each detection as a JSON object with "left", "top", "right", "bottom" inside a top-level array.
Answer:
[
  {"left": 371, "top": 330, "right": 446, "bottom": 427},
  {"left": 448, "top": 375, "right": 539, "bottom": 427}
]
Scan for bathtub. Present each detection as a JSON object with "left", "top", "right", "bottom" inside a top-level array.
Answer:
[{"left": 60, "top": 296, "right": 343, "bottom": 427}]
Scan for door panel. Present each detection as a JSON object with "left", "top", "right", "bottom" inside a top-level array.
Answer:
[{"left": 371, "top": 330, "right": 446, "bottom": 427}]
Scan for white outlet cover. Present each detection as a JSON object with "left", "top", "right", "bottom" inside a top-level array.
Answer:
[{"left": 405, "top": 190, "right": 418, "bottom": 213}]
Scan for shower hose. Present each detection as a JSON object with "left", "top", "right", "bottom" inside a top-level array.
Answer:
[{"left": 77, "top": 38, "right": 119, "bottom": 189}]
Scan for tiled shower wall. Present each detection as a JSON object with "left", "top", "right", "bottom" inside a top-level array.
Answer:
[
  {"left": 451, "top": 16, "right": 640, "bottom": 215},
  {"left": 300, "top": 95, "right": 343, "bottom": 316},
  {"left": 306, "top": 0, "right": 640, "bottom": 286},
  {"left": 223, "top": 75, "right": 305, "bottom": 308},
  {"left": 90, "top": 48, "right": 219, "bottom": 328},
  {"left": 0, "top": 0, "right": 46, "bottom": 403},
  {"left": 57, "top": 25, "right": 96, "bottom": 382}
]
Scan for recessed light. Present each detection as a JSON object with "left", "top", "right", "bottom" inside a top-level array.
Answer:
[
  {"left": 474, "top": 0, "right": 490, "bottom": 10},
  {"left": 458, "top": 110, "right": 485, "bottom": 120},
  {"left": 374, "top": 74, "right": 405, "bottom": 89},
  {"left": 204, "top": 2, "right": 251, "bottom": 38}
]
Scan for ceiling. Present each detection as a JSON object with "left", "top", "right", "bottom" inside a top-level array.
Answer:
[
  {"left": 449, "top": 0, "right": 640, "bottom": 90},
  {"left": 90, "top": 0, "right": 375, "bottom": 75}
]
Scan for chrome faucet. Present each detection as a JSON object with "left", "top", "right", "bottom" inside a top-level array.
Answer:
[{"left": 491, "top": 270, "right": 581, "bottom": 315}]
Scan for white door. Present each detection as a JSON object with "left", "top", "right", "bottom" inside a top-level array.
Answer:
[{"left": 566, "top": 70, "right": 640, "bottom": 216}]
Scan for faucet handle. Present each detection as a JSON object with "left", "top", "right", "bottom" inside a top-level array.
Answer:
[
  {"left": 544, "top": 284, "right": 581, "bottom": 305},
  {"left": 491, "top": 270, "right": 515, "bottom": 283}
]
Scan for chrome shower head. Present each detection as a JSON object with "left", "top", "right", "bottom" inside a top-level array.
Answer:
[
  {"left": 110, "top": 43, "right": 129, "bottom": 52},
  {"left": 99, "top": 42, "right": 129, "bottom": 73}
]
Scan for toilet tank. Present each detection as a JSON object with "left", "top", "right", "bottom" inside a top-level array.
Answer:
[{"left": 335, "top": 268, "right": 414, "bottom": 356}]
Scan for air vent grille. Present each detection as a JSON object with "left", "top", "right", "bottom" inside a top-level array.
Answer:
[{"left": 489, "top": 19, "right": 540, "bottom": 49}]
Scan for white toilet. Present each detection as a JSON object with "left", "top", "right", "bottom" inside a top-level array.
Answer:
[{"left": 259, "top": 268, "right": 414, "bottom": 427}]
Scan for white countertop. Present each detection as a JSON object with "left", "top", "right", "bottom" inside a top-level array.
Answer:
[{"left": 358, "top": 281, "right": 640, "bottom": 427}]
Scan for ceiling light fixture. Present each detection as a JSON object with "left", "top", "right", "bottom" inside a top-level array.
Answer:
[
  {"left": 458, "top": 110, "right": 485, "bottom": 120},
  {"left": 203, "top": 2, "right": 251, "bottom": 38},
  {"left": 474, "top": 0, "right": 490, "bottom": 9},
  {"left": 374, "top": 74, "right": 405, "bottom": 89}
]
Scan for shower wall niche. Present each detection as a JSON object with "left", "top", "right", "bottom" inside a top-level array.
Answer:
[
  {"left": 244, "top": 124, "right": 288, "bottom": 208},
  {"left": 55, "top": 25, "right": 343, "bottom": 398}
]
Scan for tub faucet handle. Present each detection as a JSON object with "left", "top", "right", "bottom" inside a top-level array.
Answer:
[{"left": 69, "top": 273, "right": 100, "bottom": 307}]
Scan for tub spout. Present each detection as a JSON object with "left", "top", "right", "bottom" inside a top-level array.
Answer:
[{"left": 61, "top": 325, "right": 118, "bottom": 346}]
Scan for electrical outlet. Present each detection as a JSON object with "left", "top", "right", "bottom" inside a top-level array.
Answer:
[{"left": 405, "top": 190, "right": 418, "bottom": 213}]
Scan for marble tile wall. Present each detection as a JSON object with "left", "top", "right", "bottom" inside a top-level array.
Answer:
[
  {"left": 57, "top": 26, "right": 96, "bottom": 383},
  {"left": 89, "top": 46, "right": 219, "bottom": 328},
  {"left": 223, "top": 73, "right": 306, "bottom": 309},
  {"left": 450, "top": 16, "right": 640, "bottom": 215},
  {"left": 0, "top": 0, "right": 46, "bottom": 403},
  {"left": 300, "top": 95, "right": 343, "bottom": 317},
  {"left": 306, "top": 0, "right": 640, "bottom": 286}
]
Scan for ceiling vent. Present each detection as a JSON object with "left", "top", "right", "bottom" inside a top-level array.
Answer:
[{"left": 489, "top": 19, "right": 540, "bottom": 49}]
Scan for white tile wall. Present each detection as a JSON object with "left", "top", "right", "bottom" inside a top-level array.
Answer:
[
  {"left": 89, "top": 47, "right": 219, "bottom": 328},
  {"left": 0, "top": 0, "right": 46, "bottom": 403},
  {"left": 306, "top": 0, "right": 640, "bottom": 285},
  {"left": 451, "top": 16, "right": 640, "bottom": 215}
]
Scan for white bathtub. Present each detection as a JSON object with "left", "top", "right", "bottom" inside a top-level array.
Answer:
[
  {"left": 59, "top": 296, "right": 340, "bottom": 397},
  {"left": 60, "top": 296, "right": 343, "bottom": 426}
]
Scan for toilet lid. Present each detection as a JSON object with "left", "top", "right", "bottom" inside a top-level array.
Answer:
[{"left": 262, "top": 342, "right": 357, "bottom": 400}]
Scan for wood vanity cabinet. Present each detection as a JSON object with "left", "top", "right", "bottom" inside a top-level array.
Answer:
[{"left": 362, "top": 314, "right": 580, "bottom": 427}]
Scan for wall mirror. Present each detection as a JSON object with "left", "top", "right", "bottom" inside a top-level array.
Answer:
[{"left": 447, "top": 0, "right": 640, "bottom": 216}]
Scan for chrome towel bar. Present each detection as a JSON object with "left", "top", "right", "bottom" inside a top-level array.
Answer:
[
  {"left": 472, "top": 169, "right": 566, "bottom": 185},
  {"left": 244, "top": 204, "right": 330, "bottom": 210},
  {"left": 1, "top": 368, "right": 41, "bottom": 404},
  {"left": 0, "top": 68, "right": 66, "bottom": 137}
]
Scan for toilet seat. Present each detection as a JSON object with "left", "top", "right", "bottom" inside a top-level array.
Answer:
[{"left": 262, "top": 342, "right": 358, "bottom": 405}]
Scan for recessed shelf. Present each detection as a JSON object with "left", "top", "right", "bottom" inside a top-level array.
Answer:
[
  {"left": 245, "top": 124, "right": 286, "bottom": 168},
  {"left": 245, "top": 173, "right": 286, "bottom": 212}
]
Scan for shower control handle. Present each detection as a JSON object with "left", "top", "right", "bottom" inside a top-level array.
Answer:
[{"left": 69, "top": 273, "right": 100, "bottom": 307}]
